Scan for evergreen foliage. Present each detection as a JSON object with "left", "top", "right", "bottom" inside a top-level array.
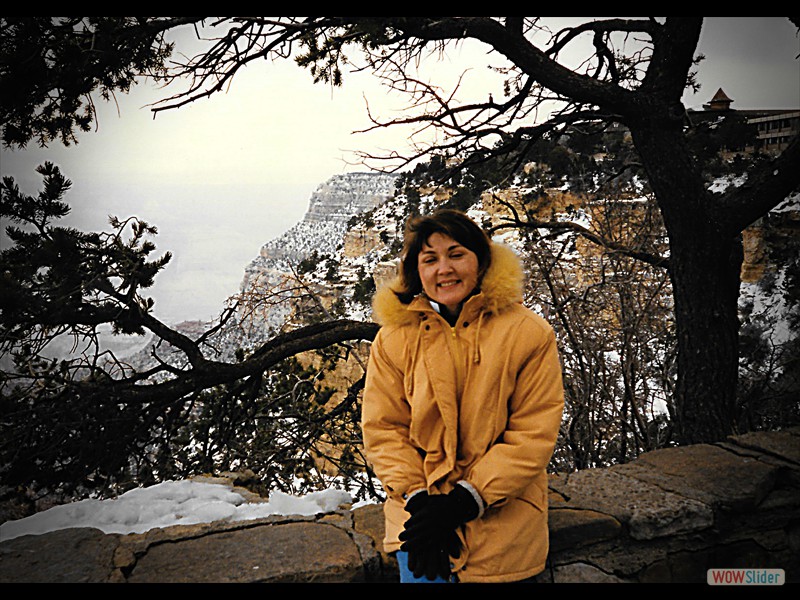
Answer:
[
  {"left": 1, "top": 17, "right": 176, "bottom": 148},
  {"left": 0, "top": 165, "right": 379, "bottom": 505},
  {"left": 1, "top": 163, "right": 172, "bottom": 494}
]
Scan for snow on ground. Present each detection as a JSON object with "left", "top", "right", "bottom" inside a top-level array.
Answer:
[{"left": 0, "top": 480, "right": 356, "bottom": 542}]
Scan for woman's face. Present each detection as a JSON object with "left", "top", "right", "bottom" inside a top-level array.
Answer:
[{"left": 417, "top": 232, "right": 480, "bottom": 314}]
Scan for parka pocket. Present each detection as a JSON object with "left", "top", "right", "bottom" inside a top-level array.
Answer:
[
  {"left": 518, "top": 477, "right": 548, "bottom": 513},
  {"left": 459, "top": 485, "right": 550, "bottom": 577}
]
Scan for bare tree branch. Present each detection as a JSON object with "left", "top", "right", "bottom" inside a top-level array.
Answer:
[
  {"left": 489, "top": 193, "right": 670, "bottom": 269},
  {"left": 69, "top": 319, "right": 378, "bottom": 406},
  {"left": 716, "top": 135, "right": 800, "bottom": 234}
]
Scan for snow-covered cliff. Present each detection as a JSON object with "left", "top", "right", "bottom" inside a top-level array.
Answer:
[
  {"left": 243, "top": 172, "right": 398, "bottom": 277},
  {"left": 236, "top": 171, "right": 400, "bottom": 334}
]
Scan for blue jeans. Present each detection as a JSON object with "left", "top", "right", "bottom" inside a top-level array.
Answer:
[
  {"left": 396, "top": 551, "right": 454, "bottom": 583},
  {"left": 396, "top": 550, "right": 542, "bottom": 583}
]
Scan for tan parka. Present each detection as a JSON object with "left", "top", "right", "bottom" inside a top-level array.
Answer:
[{"left": 362, "top": 242, "right": 565, "bottom": 583}]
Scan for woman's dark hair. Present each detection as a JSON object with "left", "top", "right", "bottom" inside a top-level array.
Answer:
[{"left": 396, "top": 209, "right": 491, "bottom": 303}]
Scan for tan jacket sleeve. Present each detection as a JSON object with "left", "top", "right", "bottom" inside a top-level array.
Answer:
[
  {"left": 361, "top": 327, "right": 427, "bottom": 502},
  {"left": 464, "top": 325, "right": 564, "bottom": 506}
]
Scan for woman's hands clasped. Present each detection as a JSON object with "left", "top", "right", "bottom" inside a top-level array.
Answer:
[{"left": 399, "top": 486, "right": 480, "bottom": 581}]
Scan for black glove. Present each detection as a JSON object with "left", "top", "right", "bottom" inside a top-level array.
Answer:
[
  {"left": 399, "top": 485, "right": 480, "bottom": 580},
  {"left": 399, "top": 485, "right": 480, "bottom": 552},
  {"left": 406, "top": 535, "right": 455, "bottom": 581},
  {"left": 403, "top": 491, "right": 443, "bottom": 580},
  {"left": 404, "top": 490, "right": 429, "bottom": 515}
]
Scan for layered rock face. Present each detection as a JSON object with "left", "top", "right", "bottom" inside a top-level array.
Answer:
[
  {"left": 302, "top": 173, "right": 398, "bottom": 224},
  {"left": 243, "top": 172, "right": 397, "bottom": 283},
  {"left": 238, "top": 172, "right": 398, "bottom": 333}
]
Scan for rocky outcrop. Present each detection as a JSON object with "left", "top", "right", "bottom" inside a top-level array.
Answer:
[
  {"left": 2, "top": 427, "right": 798, "bottom": 583},
  {"left": 545, "top": 428, "right": 800, "bottom": 583},
  {"left": 237, "top": 171, "right": 398, "bottom": 333},
  {"left": 302, "top": 173, "right": 397, "bottom": 225},
  {"left": 242, "top": 172, "right": 397, "bottom": 288}
]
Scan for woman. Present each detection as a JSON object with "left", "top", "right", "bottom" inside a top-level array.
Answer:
[{"left": 362, "top": 209, "right": 564, "bottom": 583}]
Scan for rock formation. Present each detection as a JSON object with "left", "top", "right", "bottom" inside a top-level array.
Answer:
[{"left": 239, "top": 172, "right": 398, "bottom": 331}]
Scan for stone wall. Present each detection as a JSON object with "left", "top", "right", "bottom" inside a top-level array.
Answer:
[
  {"left": 1, "top": 427, "right": 798, "bottom": 584},
  {"left": 544, "top": 427, "right": 799, "bottom": 583}
]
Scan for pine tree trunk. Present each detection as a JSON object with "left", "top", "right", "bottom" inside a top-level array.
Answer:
[
  {"left": 630, "top": 120, "right": 743, "bottom": 444},
  {"left": 669, "top": 231, "right": 743, "bottom": 443}
]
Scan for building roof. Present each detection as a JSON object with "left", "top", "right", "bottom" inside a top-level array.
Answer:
[{"left": 703, "top": 88, "right": 734, "bottom": 110}]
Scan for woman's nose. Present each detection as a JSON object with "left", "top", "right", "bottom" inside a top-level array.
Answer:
[{"left": 437, "top": 259, "right": 454, "bottom": 274}]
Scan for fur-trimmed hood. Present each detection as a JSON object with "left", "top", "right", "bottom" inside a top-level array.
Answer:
[{"left": 371, "top": 241, "right": 525, "bottom": 327}]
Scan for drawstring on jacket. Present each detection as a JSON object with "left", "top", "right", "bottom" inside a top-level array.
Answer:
[
  {"left": 472, "top": 309, "right": 485, "bottom": 364},
  {"left": 407, "top": 317, "right": 425, "bottom": 396}
]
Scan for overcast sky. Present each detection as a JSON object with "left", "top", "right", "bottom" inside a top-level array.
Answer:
[{"left": 2, "top": 17, "right": 798, "bottom": 325}]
